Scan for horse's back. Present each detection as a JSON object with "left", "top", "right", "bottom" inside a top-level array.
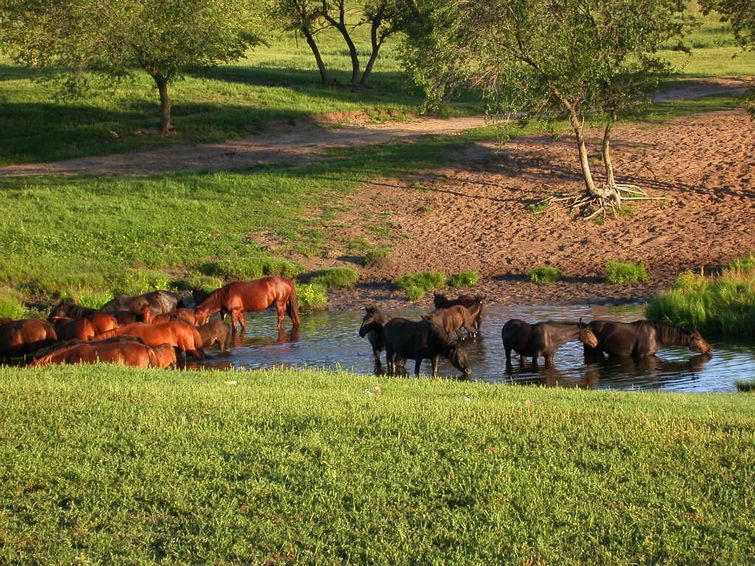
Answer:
[{"left": 588, "top": 320, "right": 646, "bottom": 357}]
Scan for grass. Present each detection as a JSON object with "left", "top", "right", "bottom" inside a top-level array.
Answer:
[
  {"left": 362, "top": 246, "right": 393, "bottom": 267},
  {"left": 604, "top": 261, "right": 650, "bottom": 285},
  {"left": 528, "top": 266, "right": 563, "bottom": 285},
  {"left": 200, "top": 257, "right": 304, "bottom": 280},
  {"left": 0, "top": 287, "right": 27, "bottom": 319},
  {"left": 736, "top": 379, "right": 755, "bottom": 392},
  {"left": 448, "top": 271, "right": 480, "bottom": 288},
  {"left": 294, "top": 283, "right": 328, "bottom": 311},
  {"left": 303, "top": 267, "right": 360, "bottom": 288},
  {"left": 646, "top": 255, "right": 755, "bottom": 337},
  {"left": 0, "top": 365, "right": 752, "bottom": 563},
  {"left": 395, "top": 271, "right": 447, "bottom": 300}
]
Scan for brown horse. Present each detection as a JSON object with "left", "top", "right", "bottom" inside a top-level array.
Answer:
[
  {"left": 0, "top": 319, "right": 59, "bottom": 362},
  {"left": 48, "top": 301, "right": 132, "bottom": 333},
  {"left": 433, "top": 293, "right": 485, "bottom": 330},
  {"left": 30, "top": 338, "right": 175, "bottom": 368},
  {"left": 197, "top": 320, "right": 232, "bottom": 351},
  {"left": 502, "top": 319, "right": 599, "bottom": 368},
  {"left": 101, "top": 290, "right": 179, "bottom": 317},
  {"left": 194, "top": 277, "right": 300, "bottom": 333},
  {"left": 584, "top": 320, "right": 712, "bottom": 361},
  {"left": 423, "top": 305, "right": 480, "bottom": 340},
  {"left": 151, "top": 308, "right": 197, "bottom": 325},
  {"left": 99, "top": 321, "right": 205, "bottom": 359},
  {"left": 50, "top": 317, "right": 97, "bottom": 341}
]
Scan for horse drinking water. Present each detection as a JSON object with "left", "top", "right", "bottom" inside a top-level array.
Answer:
[{"left": 502, "top": 319, "right": 598, "bottom": 368}]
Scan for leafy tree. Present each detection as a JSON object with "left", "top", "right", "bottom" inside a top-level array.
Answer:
[
  {"left": 403, "top": 0, "right": 690, "bottom": 216},
  {"left": 699, "top": 0, "right": 755, "bottom": 48},
  {"left": 0, "top": 0, "right": 263, "bottom": 134}
]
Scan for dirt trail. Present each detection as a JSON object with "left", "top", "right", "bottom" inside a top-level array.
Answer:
[{"left": 0, "top": 77, "right": 748, "bottom": 178}]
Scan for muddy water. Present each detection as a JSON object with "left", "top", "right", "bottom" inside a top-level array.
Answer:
[{"left": 192, "top": 303, "right": 755, "bottom": 392}]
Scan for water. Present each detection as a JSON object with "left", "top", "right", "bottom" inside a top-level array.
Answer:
[{"left": 191, "top": 303, "right": 755, "bottom": 393}]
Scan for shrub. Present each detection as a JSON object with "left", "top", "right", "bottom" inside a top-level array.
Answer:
[
  {"left": 113, "top": 269, "right": 173, "bottom": 295},
  {"left": 394, "top": 271, "right": 446, "bottom": 300},
  {"left": 200, "top": 258, "right": 303, "bottom": 280},
  {"left": 528, "top": 266, "right": 563, "bottom": 285},
  {"left": 448, "top": 271, "right": 480, "bottom": 288},
  {"left": 736, "top": 379, "right": 755, "bottom": 392},
  {"left": 0, "top": 287, "right": 26, "bottom": 320},
  {"left": 604, "top": 261, "right": 649, "bottom": 285},
  {"left": 295, "top": 283, "right": 328, "bottom": 311},
  {"left": 181, "top": 273, "right": 225, "bottom": 292},
  {"left": 362, "top": 246, "right": 392, "bottom": 267},
  {"left": 305, "top": 268, "right": 359, "bottom": 288},
  {"left": 76, "top": 289, "right": 114, "bottom": 309}
]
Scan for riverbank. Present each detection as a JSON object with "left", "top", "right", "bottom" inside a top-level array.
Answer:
[{"left": 1, "top": 366, "right": 752, "bottom": 563}]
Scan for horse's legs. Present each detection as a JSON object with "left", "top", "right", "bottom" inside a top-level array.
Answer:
[
  {"left": 431, "top": 355, "right": 439, "bottom": 377},
  {"left": 386, "top": 348, "right": 395, "bottom": 376},
  {"left": 187, "top": 348, "right": 204, "bottom": 360},
  {"left": 414, "top": 358, "right": 423, "bottom": 377},
  {"left": 372, "top": 346, "right": 383, "bottom": 370},
  {"left": 504, "top": 344, "right": 512, "bottom": 364},
  {"left": 543, "top": 352, "right": 554, "bottom": 368},
  {"left": 275, "top": 301, "right": 286, "bottom": 330}
]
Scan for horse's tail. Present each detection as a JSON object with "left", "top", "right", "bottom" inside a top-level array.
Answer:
[
  {"left": 287, "top": 284, "right": 300, "bottom": 327},
  {"left": 147, "top": 346, "right": 160, "bottom": 368}
]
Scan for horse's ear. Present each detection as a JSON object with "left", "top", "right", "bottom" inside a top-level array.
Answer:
[{"left": 579, "top": 316, "right": 585, "bottom": 327}]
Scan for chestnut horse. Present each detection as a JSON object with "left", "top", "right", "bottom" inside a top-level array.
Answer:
[
  {"left": 151, "top": 308, "right": 197, "bottom": 325},
  {"left": 50, "top": 317, "right": 97, "bottom": 341},
  {"left": 584, "top": 320, "right": 712, "bottom": 361},
  {"left": 194, "top": 277, "right": 300, "bottom": 333},
  {"left": 502, "top": 319, "right": 598, "bottom": 368},
  {"left": 49, "top": 301, "right": 130, "bottom": 333},
  {"left": 99, "top": 321, "right": 204, "bottom": 359},
  {"left": 0, "top": 319, "right": 59, "bottom": 362},
  {"left": 423, "top": 304, "right": 481, "bottom": 340},
  {"left": 30, "top": 338, "right": 175, "bottom": 368},
  {"left": 433, "top": 293, "right": 485, "bottom": 330}
]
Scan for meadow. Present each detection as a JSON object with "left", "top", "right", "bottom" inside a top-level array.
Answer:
[{"left": 0, "top": 365, "right": 753, "bottom": 563}]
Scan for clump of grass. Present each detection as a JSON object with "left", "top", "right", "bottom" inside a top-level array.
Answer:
[
  {"left": 201, "top": 258, "right": 304, "bottom": 280},
  {"left": 362, "top": 246, "right": 392, "bottom": 267},
  {"left": 646, "top": 255, "right": 755, "bottom": 337},
  {"left": 395, "top": 271, "right": 446, "bottom": 300},
  {"left": 528, "top": 266, "right": 563, "bottom": 285},
  {"left": 525, "top": 200, "right": 550, "bottom": 214},
  {"left": 113, "top": 269, "right": 173, "bottom": 295},
  {"left": 0, "top": 287, "right": 26, "bottom": 319},
  {"left": 736, "top": 379, "right": 755, "bottom": 392},
  {"left": 181, "top": 273, "right": 225, "bottom": 292},
  {"left": 305, "top": 267, "right": 359, "bottom": 288},
  {"left": 295, "top": 283, "right": 328, "bottom": 311},
  {"left": 76, "top": 289, "right": 114, "bottom": 309},
  {"left": 448, "top": 271, "right": 480, "bottom": 288},
  {"left": 604, "top": 261, "right": 650, "bottom": 284}
]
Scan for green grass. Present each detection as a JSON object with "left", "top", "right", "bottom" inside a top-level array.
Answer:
[
  {"left": 646, "top": 255, "right": 755, "bottom": 337},
  {"left": 200, "top": 257, "right": 304, "bottom": 280},
  {"left": 528, "top": 266, "right": 563, "bottom": 285},
  {"left": 362, "top": 245, "right": 393, "bottom": 267},
  {"left": 395, "top": 271, "right": 447, "bottom": 300},
  {"left": 0, "top": 365, "right": 752, "bottom": 563},
  {"left": 448, "top": 271, "right": 480, "bottom": 288},
  {"left": 604, "top": 261, "right": 650, "bottom": 285},
  {"left": 294, "top": 282, "right": 328, "bottom": 311},
  {"left": 303, "top": 267, "right": 360, "bottom": 288},
  {"left": 736, "top": 379, "right": 755, "bottom": 392},
  {"left": 0, "top": 287, "right": 27, "bottom": 319}
]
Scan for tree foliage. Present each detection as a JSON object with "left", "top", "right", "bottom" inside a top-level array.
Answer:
[
  {"left": 0, "top": 0, "right": 264, "bottom": 134},
  {"left": 699, "top": 0, "right": 755, "bottom": 48},
  {"left": 402, "top": 0, "right": 691, "bottom": 214}
]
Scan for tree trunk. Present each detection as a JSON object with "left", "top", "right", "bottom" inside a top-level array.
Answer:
[
  {"left": 602, "top": 110, "right": 617, "bottom": 189},
  {"left": 360, "top": 10, "right": 385, "bottom": 86},
  {"left": 568, "top": 108, "right": 617, "bottom": 202},
  {"left": 324, "top": 1, "right": 360, "bottom": 84},
  {"left": 152, "top": 73, "right": 172, "bottom": 135},
  {"left": 302, "top": 26, "right": 329, "bottom": 85}
]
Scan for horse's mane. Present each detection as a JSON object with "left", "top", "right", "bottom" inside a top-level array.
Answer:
[
  {"left": 648, "top": 320, "right": 691, "bottom": 346},
  {"left": 51, "top": 301, "right": 98, "bottom": 318}
]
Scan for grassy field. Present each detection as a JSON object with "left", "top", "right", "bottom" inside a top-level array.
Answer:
[{"left": 0, "top": 365, "right": 752, "bottom": 563}]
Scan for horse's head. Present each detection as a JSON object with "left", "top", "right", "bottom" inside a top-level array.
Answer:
[
  {"left": 359, "top": 305, "right": 385, "bottom": 337},
  {"left": 433, "top": 293, "right": 448, "bottom": 308},
  {"left": 448, "top": 345, "right": 472, "bottom": 379},
  {"left": 578, "top": 318, "right": 599, "bottom": 348},
  {"left": 140, "top": 306, "right": 154, "bottom": 324},
  {"left": 688, "top": 330, "right": 712, "bottom": 355},
  {"left": 194, "top": 307, "right": 210, "bottom": 326}
]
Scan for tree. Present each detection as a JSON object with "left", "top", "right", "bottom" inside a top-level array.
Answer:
[
  {"left": 403, "top": 0, "right": 690, "bottom": 216},
  {"left": 0, "top": 0, "right": 263, "bottom": 134},
  {"left": 699, "top": 0, "right": 755, "bottom": 48}
]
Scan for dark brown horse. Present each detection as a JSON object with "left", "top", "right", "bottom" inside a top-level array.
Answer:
[
  {"left": 101, "top": 290, "right": 179, "bottom": 317},
  {"left": 433, "top": 293, "right": 485, "bottom": 330},
  {"left": 359, "top": 305, "right": 390, "bottom": 370},
  {"left": 584, "top": 320, "right": 712, "bottom": 361},
  {"left": 423, "top": 304, "right": 480, "bottom": 340},
  {"left": 49, "top": 301, "right": 137, "bottom": 330},
  {"left": 502, "top": 319, "right": 599, "bottom": 368},
  {"left": 194, "top": 277, "right": 300, "bottom": 333},
  {"left": 383, "top": 318, "right": 471, "bottom": 379},
  {"left": 197, "top": 320, "right": 232, "bottom": 351},
  {"left": 99, "top": 321, "right": 205, "bottom": 359},
  {"left": 0, "top": 319, "right": 59, "bottom": 361},
  {"left": 30, "top": 337, "right": 175, "bottom": 368}
]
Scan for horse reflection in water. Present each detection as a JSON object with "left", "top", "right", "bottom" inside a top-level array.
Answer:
[{"left": 186, "top": 326, "right": 301, "bottom": 371}]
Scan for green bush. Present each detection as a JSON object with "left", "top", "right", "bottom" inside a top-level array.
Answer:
[
  {"left": 736, "top": 379, "right": 755, "bottom": 392},
  {"left": 76, "top": 289, "right": 115, "bottom": 309},
  {"left": 362, "top": 246, "right": 392, "bottom": 267},
  {"left": 200, "top": 258, "right": 303, "bottom": 280},
  {"left": 604, "top": 261, "right": 649, "bottom": 285},
  {"left": 528, "top": 266, "right": 563, "bottom": 285},
  {"left": 295, "top": 283, "right": 328, "bottom": 311},
  {"left": 306, "top": 267, "right": 359, "bottom": 288},
  {"left": 181, "top": 273, "right": 225, "bottom": 292},
  {"left": 448, "top": 271, "right": 480, "bottom": 288},
  {"left": 646, "top": 258, "right": 755, "bottom": 337},
  {"left": 0, "top": 287, "right": 26, "bottom": 320},
  {"left": 395, "top": 271, "right": 446, "bottom": 300},
  {"left": 113, "top": 269, "right": 173, "bottom": 295}
]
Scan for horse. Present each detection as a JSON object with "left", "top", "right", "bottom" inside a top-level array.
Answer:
[
  {"left": 194, "top": 277, "right": 300, "bottom": 333},
  {"left": 422, "top": 304, "right": 480, "bottom": 341},
  {"left": 49, "top": 300, "right": 137, "bottom": 329},
  {"left": 98, "top": 320, "right": 205, "bottom": 359},
  {"left": 501, "top": 319, "right": 598, "bottom": 368},
  {"left": 151, "top": 308, "right": 197, "bottom": 325},
  {"left": 0, "top": 319, "right": 59, "bottom": 362},
  {"left": 101, "top": 290, "right": 179, "bottom": 317},
  {"left": 383, "top": 318, "right": 472, "bottom": 379},
  {"left": 584, "top": 319, "right": 712, "bottom": 361},
  {"left": 50, "top": 317, "right": 97, "bottom": 341},
  {"left": 433, "top": 293, "right": 485, "bottom": 330},
  {"left": 359, "top": 305, "right": 390, "bottom": 370},
  {"left": 197, "top": 320, "right": 232, "bottom": 351},
  {"left": 30, "top": 337, "right": 175, "bottom": 368}
]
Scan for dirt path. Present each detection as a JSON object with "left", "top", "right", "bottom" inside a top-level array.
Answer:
[{"left": 0, "top": 77, "right": 748, "bottom": 178}]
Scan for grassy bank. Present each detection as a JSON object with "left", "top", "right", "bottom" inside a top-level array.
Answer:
[
  {"left": 0, "top": 366, "right": 752, "bottom": 563},
  {"left": 647, "top": 255, "right": 755, "bottom": 337}
]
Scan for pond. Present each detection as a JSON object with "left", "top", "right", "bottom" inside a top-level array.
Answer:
[{"left": 191, "top": 303, "right": 755, "bottom": 393}]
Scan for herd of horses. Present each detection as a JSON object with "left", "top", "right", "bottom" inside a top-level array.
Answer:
[{"left": 0, "top": 275, "right": 713, "bottom": 378}]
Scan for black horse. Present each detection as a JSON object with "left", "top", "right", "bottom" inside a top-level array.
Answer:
[
  {"left": 584, "top": 320, "right": 712, "bottom": 361},
  {"left": 359, "top": 305, "right": 389, "bottom": 370},
  {"left": 502, "top": 319, "right": 598, "bottom": 368}
]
